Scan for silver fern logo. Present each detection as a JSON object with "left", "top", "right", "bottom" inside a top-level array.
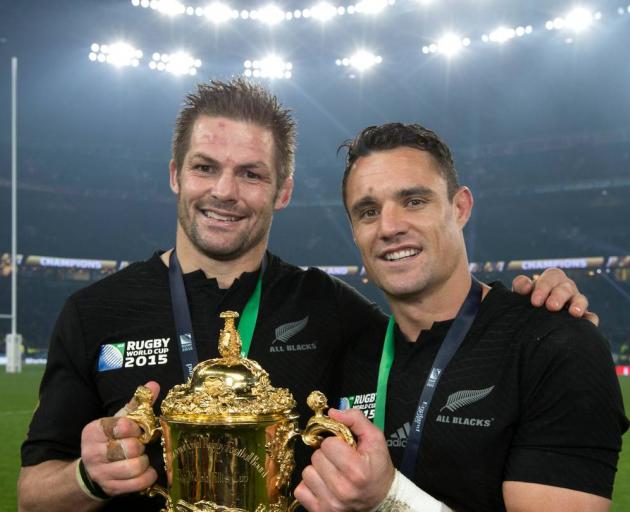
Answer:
[
  {"left": 440, "top": 386, "right": 495, "bottom": 413},
  {"left": 273, "top": 316, "right": 309, "bottom": 344}
]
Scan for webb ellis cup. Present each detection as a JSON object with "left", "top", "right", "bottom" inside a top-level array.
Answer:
[{"left": 127, "top": 311, "right": 355, "bottom": 511}]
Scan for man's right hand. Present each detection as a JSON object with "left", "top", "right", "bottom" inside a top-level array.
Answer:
[
  {"left": 79, "top": 381, "right": 160, "bottom": 497},
  {"left": 294, "top": 408, "right": 396, "bottom": 511}
]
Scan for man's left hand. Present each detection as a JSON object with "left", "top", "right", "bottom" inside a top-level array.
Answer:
[
  {"left": 512, "top": 268, "right": 599, "bottom": 326},
  {"left": 294, "top": 408, "right": 395, "bottom": 512}
]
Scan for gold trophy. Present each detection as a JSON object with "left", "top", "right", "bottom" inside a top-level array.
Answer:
[{"left": 127, "top": 311, "right": 355, "bottom": 512}]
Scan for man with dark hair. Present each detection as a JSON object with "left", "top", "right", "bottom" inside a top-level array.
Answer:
[
  {"left": 19, "top": 82, "right": 592, "bottom": 512},
  {"left": 295, "top": 123, "right": 629, "bottom": 512}
]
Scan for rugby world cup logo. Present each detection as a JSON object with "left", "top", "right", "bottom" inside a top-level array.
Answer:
[{"left": 98, "top": 343, "right": 125, "bottom": 371}]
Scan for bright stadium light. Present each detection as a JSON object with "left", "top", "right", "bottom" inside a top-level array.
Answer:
[
  {"left": 150, "top": 51, "right": 201, "bottom": 75},
  {"left": 545, "top": 7, "right": 599, "bottom": 32},
  {"left": 565, "top": 7, "right": 594, "bottom": 31},
  {"left": 337, "top": 50, "right": 382, "bottom": 71},
  {"left": 354, "top": 0, "right": 388, "bottom": 14},
  {"left": 482, "top": 25, "right": 532, "bottom": 44},
  {"left": 244, "top": 56, "right": 292, "bottom": 78},
  {"left": 487, "top": 26, "right": 516, "bottom": 43},
  {"left": 311, "top": 2, "right": 338, "bottom": 21},
  {"left": 204, "top": 2, "right": 235, "bottom": 23},
  {"left": 257, "top": 4, "right": 286, "bottom": 24},
  {"left": 435, "top": 33, "right": 469, "bottom": 56},
  {"left": 90, "top": 42, "right": 142, "bottom": 68},
  {"left": 153, "top": 0, "right": 186, "bottom": 15}
]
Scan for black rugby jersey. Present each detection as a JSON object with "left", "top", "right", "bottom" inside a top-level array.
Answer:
[
  {"left": 22, "top": 252, "right": 385, "bottom": 511},
  {"left": 335, "top": 282, "right": 629, "bottom": 511}
]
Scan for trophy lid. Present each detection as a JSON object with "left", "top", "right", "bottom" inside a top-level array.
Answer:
[{"left": 161, "top": 311, "right": 297, "bottom": 423}]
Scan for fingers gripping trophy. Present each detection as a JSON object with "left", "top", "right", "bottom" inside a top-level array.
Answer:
[{"left": 127, "top": 311, "right": 355, "bottom": 512}]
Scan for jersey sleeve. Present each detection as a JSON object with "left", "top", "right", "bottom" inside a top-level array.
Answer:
[
  {"left": 504, "top": 315, "right": 629, "bottom": 498},
  {"left": 21, "top": 297, "right": 104, "bottom": 465}
]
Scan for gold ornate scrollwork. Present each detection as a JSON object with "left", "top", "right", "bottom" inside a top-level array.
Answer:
[
  {"left": 174, "top": 500, "right": 248, "bottom": 512},
  {"left": 171, "top": 499, "right": 288, "bottom": 512},
  {"left": 265, "top": 422, "right": 299, "bottom": 491},
  {"left": 144, "top": 483, "right": 172, "bottom": 512}
]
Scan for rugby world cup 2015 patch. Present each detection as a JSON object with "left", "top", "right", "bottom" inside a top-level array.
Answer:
[{"left": 97, "top": 338, "right": 171, "bottom": 372}]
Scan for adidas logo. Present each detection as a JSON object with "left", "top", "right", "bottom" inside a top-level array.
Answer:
[{"left": 387, "top": 422, "right": 411, "bottom": 448}]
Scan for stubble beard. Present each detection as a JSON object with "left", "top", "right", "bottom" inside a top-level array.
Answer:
[{"left": 176, "top": 196, "right": 272, "bottom": 262}]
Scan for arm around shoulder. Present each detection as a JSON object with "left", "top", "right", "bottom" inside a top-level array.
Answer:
[{"left": 18, "top": 460, "right": 106, "bottom": 512}]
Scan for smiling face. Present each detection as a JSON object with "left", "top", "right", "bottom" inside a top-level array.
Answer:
[
  {"left": 170, "top": 115, "right": 293, "bottom": 264},
  {"left": 346, "top": 146, "right": 472, "bottom": 302}
]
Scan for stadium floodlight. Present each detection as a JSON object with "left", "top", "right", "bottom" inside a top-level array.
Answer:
[
  {"left": 310, "top": 2, "right": 337, "bottom": 21},
  {"left": 153, "top": 0, "right": 186, "bottom": 15},
  {"left": 257, "top": 4, "right": 286, "bottom": 24},
  {"left": 482, "top": 25, "right": 532, "bottom": 44},
  {"left": 150, "top": 51, "right": 201, "bottom": 75},
  {"left": 204, "top": 2, "right": 235, "bottom": 23},
  {"left": 434, "top": 33, "right": 469, "bottom": 56},
  {"left": 90, "top": 42, "right": 142, "bottom": 68},
  {"left": 487, "top": 26, "right": 515, "bottom": 44},
  {"left": 244, "top": 56, "right": 292, "bottom": 79},
  {"left": 354, "top": 0, "right": 388, "bottom": 14},
  {"left": 565, "top": 7, "right": 594, "bottom": 31},
  {"left": 337, "top": 50, "right": 382, "bottom": 71},
  {"left": 546, "top": 7, "right": 599, "bottom": 32}
]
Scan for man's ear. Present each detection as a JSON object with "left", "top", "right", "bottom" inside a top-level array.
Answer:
[
  {"left": 453, "top": 186, "right": 474, "bottom": 229},
  {"left": 169, "top": 159, "right": 179, "bottom": 194},
  {"left": 274, "top": 176, "right": 294, "bottom": 211}
]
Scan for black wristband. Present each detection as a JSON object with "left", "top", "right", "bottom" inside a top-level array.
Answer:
[{"left": 78, "top": 459, "right": 111, "bottom": 500}]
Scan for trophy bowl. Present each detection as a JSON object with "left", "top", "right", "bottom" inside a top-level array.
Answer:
[{"left": 127, "top": 311, "right": 355, "bottom": 512}]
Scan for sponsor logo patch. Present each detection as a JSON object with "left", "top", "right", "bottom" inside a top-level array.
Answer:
[
  {"left": 387, "top": 422, "right": 411, "bottom": 448},
  {"left": 97, "top": 338, "right": 171, "bottom": 371}
]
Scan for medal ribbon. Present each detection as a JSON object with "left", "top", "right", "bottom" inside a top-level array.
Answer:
[
  {"left": 168, "top": 249, "right": 264, "bottom": 380},
  {"left": 373, "top": 278, "right": 483, "bottom": 479}
]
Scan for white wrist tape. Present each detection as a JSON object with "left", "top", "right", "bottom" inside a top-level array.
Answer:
[{"left": 375, "top": 470, "right": 454, "bottom": 512}]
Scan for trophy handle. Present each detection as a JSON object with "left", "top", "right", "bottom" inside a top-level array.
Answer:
[
  {"left": 289, "top": 391, "right": 357, "bottom": 512},
  {"left": 301, "top": 391, "right": 356, "bottom": 449},
  {"left": 125, "top": 386, "right": 172, "bottom": 510}
]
